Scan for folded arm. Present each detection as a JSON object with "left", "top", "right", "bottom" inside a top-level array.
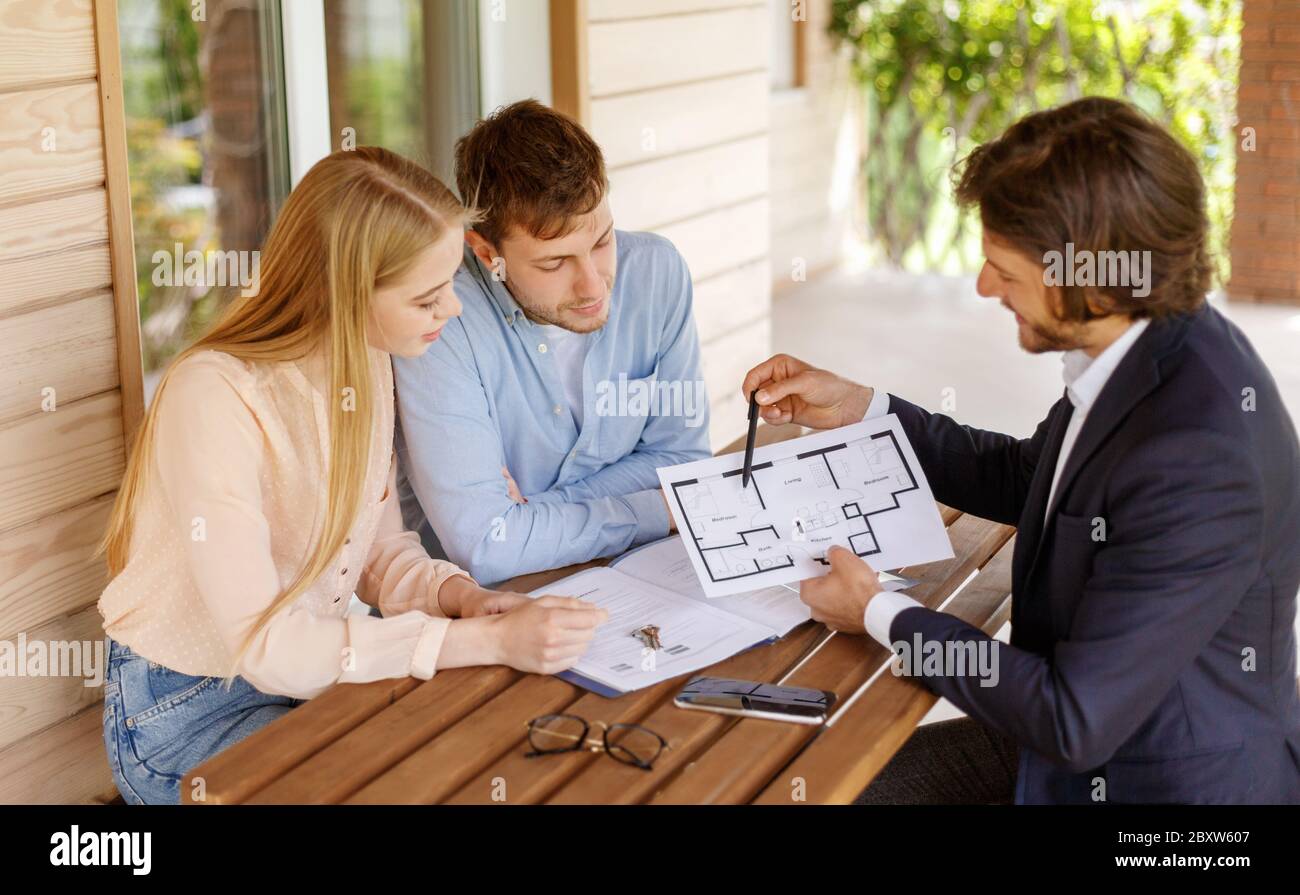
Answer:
[
  {"left": 533, "top": 254, "right": 711, "bottom": 509},
  {"left": 395, "top": 323, "right": 675, "bottom": 587}
]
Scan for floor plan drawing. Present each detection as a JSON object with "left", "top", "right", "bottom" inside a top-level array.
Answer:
[{"left": 657, "top": 415, "right": 954, "bottom": 597}]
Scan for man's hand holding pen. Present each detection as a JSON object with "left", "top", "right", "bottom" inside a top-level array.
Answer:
[{"left": 740, "top": 354, "right": 875, "bottom": 431}]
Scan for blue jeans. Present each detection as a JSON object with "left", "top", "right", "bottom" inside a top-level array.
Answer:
[{"left": 102, "top": 636, "right": 305, "bottom": 804}]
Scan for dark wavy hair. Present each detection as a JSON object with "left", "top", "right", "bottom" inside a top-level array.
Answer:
[{"left": 955, "top": 97, "right": 1213, "bottom": 321}]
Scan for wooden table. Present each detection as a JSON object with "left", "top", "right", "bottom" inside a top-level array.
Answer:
[{"left": 184, "top": 423, "right": 1016, "bottom": 805}]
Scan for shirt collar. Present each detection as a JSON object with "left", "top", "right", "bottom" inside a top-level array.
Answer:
[
  {"left": 467, "top": 242, "right": 528, "bottom": 327},
  {"left": 1061, "top": 317, "right": 1151, "bottom": 412}
]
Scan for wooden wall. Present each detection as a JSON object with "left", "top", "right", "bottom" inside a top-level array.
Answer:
[
  {"left": 769, "top": 0, "right": 856, "bottom": 294},
  {"left": 552, "top": 0, "right": 856, "bottom": 448},
  {"left": 0, "top": 0, "right": 141, "bottom": 803},
  {"left": 555, "top": 0, "right": 774, "bottom": 449}
]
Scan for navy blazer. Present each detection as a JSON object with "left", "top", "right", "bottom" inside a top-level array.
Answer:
[{"left": 887, "top": 303, "right": 1300, "bottom": 804}]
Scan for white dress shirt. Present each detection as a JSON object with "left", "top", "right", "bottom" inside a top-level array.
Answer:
[
  {"left": 535, "top": 322, "right": 591, "bottom": 429},
  {"left": 861, "top": 317, "right": 1151, "bottom": 646}
]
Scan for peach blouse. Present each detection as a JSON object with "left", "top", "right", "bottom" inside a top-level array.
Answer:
[{"left": 98, "top": 346, "right": 471, "bottom": 700}]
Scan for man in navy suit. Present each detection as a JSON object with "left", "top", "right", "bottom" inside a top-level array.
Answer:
[{"left": 743, "top": 97, "right": 1300, "bottom": 804}]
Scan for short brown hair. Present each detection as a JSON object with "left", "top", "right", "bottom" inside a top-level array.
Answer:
[
  {"left": 454, "top": 99, "right": 608, "bottom": 246},
  {"left": 955, "top": 97, "right": 1213, "bottom": 321}
]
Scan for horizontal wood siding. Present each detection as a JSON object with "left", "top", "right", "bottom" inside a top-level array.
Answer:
[{"left": 0, "top": 0, "right": 139, "bottom": 804}]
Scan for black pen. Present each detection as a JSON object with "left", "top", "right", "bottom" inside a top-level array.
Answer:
[{"left": 742, "top": 388, "right": 759, "bottom": 489}]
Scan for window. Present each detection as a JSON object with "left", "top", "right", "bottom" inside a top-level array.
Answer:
[
  {"left": 119, "top": 0, "right": 289, "bottom": 377},
  {"left": 324, "top": 0, "right": 480, "bottom": 186},
  {"left": 121, "top": 0, "right": 536, "bottom": 383}
]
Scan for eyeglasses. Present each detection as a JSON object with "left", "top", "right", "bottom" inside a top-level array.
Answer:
[{"left": 523, "top": 713, "right": 670, "bottom": 771}]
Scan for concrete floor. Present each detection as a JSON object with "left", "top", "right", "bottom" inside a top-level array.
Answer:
[{"left": 774, "top": 265, "right": 1300, "bottom": 724}]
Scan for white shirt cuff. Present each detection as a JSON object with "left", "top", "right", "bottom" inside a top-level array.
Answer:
[
  {"left": 863, "top": 590, "right": 924, "bottom": 648},
  {"left": 862, "top": 390, "right": 890, "bottom": 420}
]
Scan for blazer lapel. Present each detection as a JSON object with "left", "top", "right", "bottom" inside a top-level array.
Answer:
[
  {"left": 1022, "top": 310, "right": 1197, "bottom": 584},
  {"left": 1011, "top": 394, "right": 1073, "bottom": 615}
]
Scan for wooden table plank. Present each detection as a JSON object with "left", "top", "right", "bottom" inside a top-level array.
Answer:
[
  {"left": 345, "top": 674, "right": 582, "bottom": 804},
  {"left": 750, "top": 534, "right": 1017, "bottom": 804},
  {"left": 245, "top": 666, "right": 521, "bottom": 804},
  {"left": 442, "top": 675, "right": 684, "bottom": 804},
  {"left": 183, "top": 675, "right": 422, "bottom": 804},
  {"left": 543, "top": 624, "right": 825, "bottom": 804},
  {"left": 646, "top": 514, "right": 1013, "bottom": 803}
]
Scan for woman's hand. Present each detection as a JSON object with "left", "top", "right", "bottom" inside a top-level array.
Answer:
[
  {"left": 740, "top": 354, "right": 874, "bottom": 431},
  {"left": 502, "top": 466, "right": 527, "bottom": 504},
  {"left": 488, "top": 595, "right": 608, "bottom": 675}
]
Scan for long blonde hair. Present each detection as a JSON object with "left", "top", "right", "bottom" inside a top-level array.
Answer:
[{"left": 99, "top": 146, "right": 472, "bottom": 681}]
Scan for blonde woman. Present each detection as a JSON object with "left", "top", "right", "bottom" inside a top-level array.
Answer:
[{"left": 97, "top": 147, "right": 607, "bottom": 805}]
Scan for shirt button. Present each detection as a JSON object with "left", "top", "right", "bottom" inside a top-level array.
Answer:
[
  {"left": 553, "top": 405, "right": 563, "bottom": 415},
  {"left": 538, "top": 343, "right": 548, "bottom": 354},
  {"left": 341, "top": 568, "right": 348, "bottom": 575}
]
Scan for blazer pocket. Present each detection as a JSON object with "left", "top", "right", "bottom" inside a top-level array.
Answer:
[
  {"left": 1048, "top": 510, "right": 1106, "bottom": 567},
  {"left": 1102, "top": 740, "right": 1248, "bottom": 804}
]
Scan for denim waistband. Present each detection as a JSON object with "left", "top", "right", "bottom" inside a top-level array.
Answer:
[{"left": 106, "top": 635, "right": 145, "bottom": 666}]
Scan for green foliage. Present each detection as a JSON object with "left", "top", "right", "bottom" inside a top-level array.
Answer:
[{"left": 829, "top": 0, "right": 1241, "bottom": 279}]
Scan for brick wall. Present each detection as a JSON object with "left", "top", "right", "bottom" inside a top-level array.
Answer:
[{"left": 1230, "top": 0, "right": 1300, "bottom": 305}]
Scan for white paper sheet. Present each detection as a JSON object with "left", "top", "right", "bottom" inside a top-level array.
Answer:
[
  {"left": 528, "top": 567, "right": 778, "bottom": 692},
  {"left": 656, "top": 414, "right": 954, "bottom": 597},
  {"left": 613, "top": 536, "right": 812, "bottom": 635}
]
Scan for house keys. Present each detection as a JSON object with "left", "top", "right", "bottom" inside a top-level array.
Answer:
[{"left": 631, "top": 624, "right": 662, "bottom": 651}]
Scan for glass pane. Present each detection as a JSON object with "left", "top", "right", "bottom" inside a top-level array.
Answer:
[
  {"left": 325, "top": 0, "right": 426, "bottom": 161},
  {"left": 119, "top": 0, "right": 289, "bottom": 380},
  {"left": 324, "top": 0, "right": 479, "bottom": 184}
]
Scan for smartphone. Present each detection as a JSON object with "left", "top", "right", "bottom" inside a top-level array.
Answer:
[{"left": 673, "top": 676, "right": 836, "bottom": 725}]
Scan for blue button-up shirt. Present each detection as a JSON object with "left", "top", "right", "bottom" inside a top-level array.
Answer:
[{"left": 393, "top": 230, "right": 712, "bottom": 587}]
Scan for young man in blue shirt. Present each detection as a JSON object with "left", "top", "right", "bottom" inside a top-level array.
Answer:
[{"left": 393, "top": 100, "right": 711, "bottom": 586}]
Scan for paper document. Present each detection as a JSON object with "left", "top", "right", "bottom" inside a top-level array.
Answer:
[
  {"left": 528, "top": 567, "right": 777, "bottom": 693},
  {"left": 656, "top": 414, "right": 954, "bottom": 597},
  {"left": 614, "top": 536, "right": 811, "bottom": 635}
]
